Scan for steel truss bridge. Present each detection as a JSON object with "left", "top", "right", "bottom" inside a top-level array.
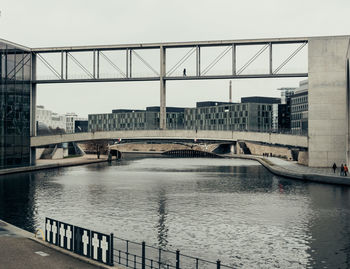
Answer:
[{"left": 33, "top": 37, "right": 308, "bottom": 83}]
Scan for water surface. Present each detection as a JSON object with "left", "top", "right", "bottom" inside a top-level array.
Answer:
[{"left": 0, "top": 157, "right": 349, "bottom": 268}]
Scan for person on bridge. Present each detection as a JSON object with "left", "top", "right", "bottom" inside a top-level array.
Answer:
[
  {"left": 344, "top": 164, "right": 348, "bottom": 176},
  {"left": 340, "top": 164, "right": 344, "bottom": 176},
  {"left": 332, "top": 163, "right": 337, "bottom": 173},
  {"left": 183, "top": 68, "right": 187, "bottom": 76}
]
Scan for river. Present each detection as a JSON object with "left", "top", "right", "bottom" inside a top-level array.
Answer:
[{"left": 0, "top": 157, "right": 349, "bottom": 268}]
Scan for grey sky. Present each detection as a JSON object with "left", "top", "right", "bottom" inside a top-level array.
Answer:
[{"left": 1, "top": 0, "right": 349, "bottom": 117}]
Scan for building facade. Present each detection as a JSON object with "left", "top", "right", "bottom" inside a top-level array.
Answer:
[
  {"left": 65, "top": 113, "right": 88, "bottom": 134},
  {"left": 277, "top": 87, "right": 296, "bottom": 133},
  {"left": 36, "top": 105, "right": 66, "bottom": 131},
  {"left": 291, "top": 80, "right": 308, "bottom": 135},
  {"left": 0, "top": 40, "right": 31, "bottom": 168},
  {"left": 184, "top": 100, "right": 276, "bottom": 132},
  {"left": 88, "top": 107, "right": 184, "bottom": 132},
  {"left": 74, "top": 120, "right": 88, "bottom": 133}
]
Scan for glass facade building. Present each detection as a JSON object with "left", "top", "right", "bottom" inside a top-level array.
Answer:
[{"left": 0, "top": 40, "right": 32, "bottom": 168}]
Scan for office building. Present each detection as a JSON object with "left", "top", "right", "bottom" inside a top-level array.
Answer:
[
  {"left": 277, "top": 87, "right": 296, "bottom": 133},
  {"left": 74, "top": 120, "right": 88, "bottom": 133},
  {"left": 88, "top": 107, "right": 184, "bottom": 132},
  {"left": 184, "top": 98, "right": 279, "bottom": 131},
  {"left": 291, "top": 80, "right": 308, "bottom": 134},
  {"left": 37, "top": 105, "right": 66, "bottom": 131},
  {"left": 0, "top": 40, "right": 31, "bottom": 168}
]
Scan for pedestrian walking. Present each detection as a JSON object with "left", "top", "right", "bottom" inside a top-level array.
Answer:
[
  {"left": 340, "top": 164, "right": 344, "bottom": 176},
  {"left": 97, "top": 145, "right": 100, "bottom": 159},
  {"left": 344, "top": 164, "right": 348, "bottom": 176},
  {"left": 332, "top": 163, "right": 337, "bottom": 173},
  {"left": 183, "top": 68, "right": 187, "bottom": 76}
]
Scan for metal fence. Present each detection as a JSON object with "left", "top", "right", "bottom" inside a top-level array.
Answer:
[{"left": 113, "top": 236, "right": 234, "bottom": 269}]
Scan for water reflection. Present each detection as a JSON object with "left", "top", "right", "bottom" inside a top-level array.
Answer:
[
  {"left": 0, "top": 158, "right": 349, "bottom": 268},
  {"left": 156, "top": 188, "right": 168, "bottom": 248}
]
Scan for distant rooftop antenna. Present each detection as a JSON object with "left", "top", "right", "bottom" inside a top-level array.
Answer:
[{"left": 229, "top": 80, "right": 232, "bottom": 103}]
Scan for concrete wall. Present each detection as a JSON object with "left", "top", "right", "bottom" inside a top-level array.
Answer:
[
  {"left": 52, "top": 148, "right": 64, "bottom": 159},
  {"left": 36, "top": 148, "right": 45, "bottom": 160},
  {"left": 308, "top": 36, "right": 350, "bottom": 167},
  {"left": 298, "top": 151, "right": 309, "bottom": 166},
  {"left": 244, "top": 141, "right": 293, "bottom": 160}
]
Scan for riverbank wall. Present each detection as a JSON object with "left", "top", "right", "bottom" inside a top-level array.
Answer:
[{"left": 0, "top": 155, "right": 108, "bottom": 176}]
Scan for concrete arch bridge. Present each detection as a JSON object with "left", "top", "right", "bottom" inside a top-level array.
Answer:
[{"left": 31, "top": 130, "right": 308, "bottom": 162}]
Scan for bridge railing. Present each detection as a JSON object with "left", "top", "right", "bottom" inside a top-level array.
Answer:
[
  {"left": 113, "top": 236, "right": 234, "bottom": 269},
  {"left": 35, "top": 127, "right": 308, "bottom": 137}
]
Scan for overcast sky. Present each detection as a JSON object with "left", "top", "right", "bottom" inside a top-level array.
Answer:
[{"left": 1, "top": 0, "right": 349, "bottom": 117}]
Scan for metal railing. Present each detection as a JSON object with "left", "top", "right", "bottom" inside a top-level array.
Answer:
[{"left": 113, "top": 236, "right": 234, "bottom": 269}]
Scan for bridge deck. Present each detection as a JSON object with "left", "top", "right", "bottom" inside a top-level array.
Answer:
[{"left": 30, "top": 130, "right": 308, "bottom": 148}]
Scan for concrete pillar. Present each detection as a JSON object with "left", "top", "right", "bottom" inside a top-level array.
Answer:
[
  {"left": 30, "top": 148, "right": 36, "bottom": 165},
  {"left": 347, "top": 57, "right": 350, "bottom": 165},
  {"left": 160, "top": 46, "right": 166, "bottom": 129},
  {"left": 30, "top": 83, "right": 37, "bottom": 137},
  {"left": 308, "top": 36, "right": 350, "bottom": 167},
  {"left": 230, "top": 144, "right": 235, "bottom": 155},
  {"left": 30, "top": 53, "right": 37, "bottom": 166}
]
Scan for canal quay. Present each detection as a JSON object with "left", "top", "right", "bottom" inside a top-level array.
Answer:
[{"left": 0, "top": 156, "right": 350, "bottom": 269}]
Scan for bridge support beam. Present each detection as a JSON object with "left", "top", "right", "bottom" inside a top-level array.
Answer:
[
  {"left": 160, "top": 46, "right": 166, "bottom": 130},
  {"left": 308, "top": 36, "right": 350, "bottom": 167}
]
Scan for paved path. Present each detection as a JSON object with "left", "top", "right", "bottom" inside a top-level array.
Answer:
[
  {"left": 0, "top": 154, "right": 108, "bottom": 176},
  {"left": 226, "top": 154, "right": 350, "bottom": 186},
  {"left": 266, "top": 157, "right": 342, "bottom": 176},
  {"left": 0, "top": 220, "right": 113, "bottom": 269}
]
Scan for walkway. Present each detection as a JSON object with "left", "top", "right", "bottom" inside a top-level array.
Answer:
[
  {"left": 267, "top": 157, "right": 342, "bottom": 176},
  {"left": 229, "top": 154, "right": 350, "bottom": 186},
  {"left": 0, "top": 154, "right": 108, "bottom": 176},
  {"left": 0, "top": 220, "right": 115, "bottom": 269}
]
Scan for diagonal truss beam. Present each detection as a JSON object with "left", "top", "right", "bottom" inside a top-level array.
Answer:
[
  {"left": 6, "top": 53, "right": 31, "bottom": 79},
  {"left": 132, "top": 50, "right": 159, "bottom": 76},
  {"left": 167, "top": 47, "right": 196, "bottom": 76},
  {"left": 37, "top": 53, "right": 61, "bottom": 79},
  {"left": 99, "top": 51, "right": 126, "bottom": 78},
  {"left": 273, "top": 42, "right": 307, "bottom": 74},
  {"left": 201, "top": 46, "right": 232, "bottom": 76},
  {"left": 237, "top": 44, "right": 269, "bottom": 75},
  {"left": 67, "top": 52, "right": 94, "bottom": 79}
]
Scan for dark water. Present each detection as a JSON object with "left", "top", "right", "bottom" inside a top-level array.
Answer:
[{"left": 0, "top": 157, "right": 350, "bottom": 268}]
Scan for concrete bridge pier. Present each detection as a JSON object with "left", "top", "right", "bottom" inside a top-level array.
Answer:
[
  {"left": 160, "top": 45, "right": 166, "bottom": 130},
  {"left": 230, "top": 143, "right": 236, "bottom": 155},
  {"left": 308, "top": 36, "right": 350, "bottom": 167}
]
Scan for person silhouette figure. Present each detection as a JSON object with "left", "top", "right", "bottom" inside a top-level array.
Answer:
[
  {"left": 183, "top": 68, "right": 187, "bottom": 76},
  {"left": 332, "top": 163, "right": 337, "bottom": 173}
]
